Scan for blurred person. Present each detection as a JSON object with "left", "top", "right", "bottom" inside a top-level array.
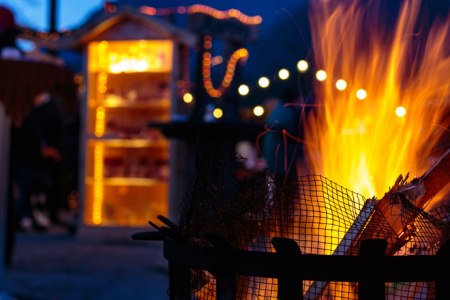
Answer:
[
  {"left": 16, "top": 91, "right": 64, "bottom": 231},
  {"left": 261, "top": 88, "right": 303, "bottom": 180}
]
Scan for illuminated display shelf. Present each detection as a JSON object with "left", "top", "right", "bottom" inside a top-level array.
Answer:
[
  {"left": 89, "top": 100, "right": 170, "bottom": 109},
  {"left": 87, "top": 138, "right": 169, "bottom": 148},
  {"left": 84, "top": 39, "right": 173, "bottom": 228},
  {"left": 85, "top": 177, "right": 166, "bottom": 186}
]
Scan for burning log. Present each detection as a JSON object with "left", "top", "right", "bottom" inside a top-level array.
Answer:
[
  {"left": 305, "top": 149, "right": 450, "bottom": 299},
  {"left": 362, "top": 148, "right": 450, "bottom": 255}
]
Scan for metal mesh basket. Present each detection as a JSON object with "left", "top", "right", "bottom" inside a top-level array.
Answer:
[{"left": 176, "top": 149, "right": 449, "bottom": 299}]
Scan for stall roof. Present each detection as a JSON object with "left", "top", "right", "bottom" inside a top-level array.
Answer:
[{"left": 40, "top": 5, "right": 197, "bottom": 51}]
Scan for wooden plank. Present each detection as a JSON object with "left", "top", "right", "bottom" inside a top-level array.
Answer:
[{"left": 303, "top": 199, "right": 376, "bottom": 299}]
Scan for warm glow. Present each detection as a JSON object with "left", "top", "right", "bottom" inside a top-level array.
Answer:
[
  {"left": 335, "top": 79, "right": 347, "bottom": 91},
  {"left": 356, "top": 89, "right": 367, "bottom": 100},
  {"left": 188, "top": 5, "right": 262, "bottom": 25},
  {"left": 93, "top": 142, "right": 104, "bottom": 225},
  {"left": 258, "top": 77, "right": 270, "bottom": 88},
  {"left": 315, "top": 69, "right": 327, "bottom": 81},
  {"left": 88, "top": 40, "right": 173, "bottom": 74},
  {"left": 238, "top": 84, "right": 250, "bottom": 96},
  {"left": 253, "top": 105, "right": 264, "bottom": 117},
  {"left": 202, "top": 36, "right": 249, "bottom": 98},
  {"left": 395, "top": 106, "right": 407, "bottom": 118},
  {"left": 297, "top": 60, "right": 309, "bottom": 72},
  {"left": 305, "top": 0, "right": 449, "bottom": 202},
  {"left": 95, "top": 107, "right": 105, "bottom": 137},
  {"left": 213, "top": 108, "right": 223, "bottom": 119},
  {"left": 278, "top": 68, "right": 290, "bottom": 80},
  {"left": 183, "top": 92, "right": 194, "bottom": 103}
]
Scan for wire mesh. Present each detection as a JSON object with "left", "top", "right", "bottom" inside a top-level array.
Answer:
[{"left": 175, "top": 150, "right": 450, "bottom": 299}]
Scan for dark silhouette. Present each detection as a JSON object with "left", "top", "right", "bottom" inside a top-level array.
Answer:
[{"left": 15, "top": 91, "right": 64, "bottom": 231}]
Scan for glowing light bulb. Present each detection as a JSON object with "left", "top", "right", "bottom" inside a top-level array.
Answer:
[
  {"left": 356, "top": 89, "right": 367, "bottom": 100},
  {"left": 213, "top": 108, "right": 223, "bottom": 119},
  {"left": 253, "top": 105, "right": 264, "bottom": 117},
  {"left": 278, "top": 69, "right": 290, "bottom": 80},
  {"left": 258, "top": 77, "right": 270, "bottom": 88},
  {"left": 335, "top": 79, "right": 347, "bottom": 91},
  {"left": 316, "top": 70, "right": 327, "bottom": 81},
  {"left": 183, "top": 92, "right": 194, "bottom": 103},
  {"left": 297, "top": 60, "right": 309, "bottom": 72},
  {"left": 238, "top": 84, "right": 250, "bottom": 96},
  {"left": 395, "top": 106, "right": 406, "bottom": 118}
]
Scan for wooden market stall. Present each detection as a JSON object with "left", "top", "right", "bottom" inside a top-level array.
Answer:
[{"left": 41, "top": 6, "right": 195, "bottom": 236}]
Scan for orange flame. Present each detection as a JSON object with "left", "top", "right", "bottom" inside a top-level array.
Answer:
[{"left": 304, "top": 0, "right": 449, "bottom": 199}]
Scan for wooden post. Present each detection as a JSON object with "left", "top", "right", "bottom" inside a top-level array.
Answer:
[
  {"left": 216, "top": 272, "right": 236, "bottom": 300},
  {"left": 436, "top": 240, "right": 450, "bottom": 300},
  {"left": 169, "top": 263, "right": 191, "bottom": 300},
  {"left": 358, "top": 239, "right": 388, "bottom": 300},
  {"left": 272, "top": 238, "right": 303, "bottom": 300}
]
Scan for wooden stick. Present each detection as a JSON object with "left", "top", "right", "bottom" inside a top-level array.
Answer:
[{"left": 304, "top": 149, "right": 450, "bottom": 298}]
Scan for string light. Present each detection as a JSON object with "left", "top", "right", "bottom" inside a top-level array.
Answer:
[
  {"left": 183, "top": 92, "right": 194, "bottom": 103},
  {"left": 187, "top": 5, "right": 262, "bottom": 25},
  {"left": 21, "top": 5, "right": 261, "bottom": 43},
  {"left": 24, "top": 9, "right": 373, "bottom": 111},
  {"left": 253, "top": 105, "right": 264, "bottom": 117},
  {"left": 395, "top": 106, "right": 407, "bottom": 118},
  {"left": 356, "top": 89, "right": 367, "bottom": 100},
  {"left": 238, "top": 84, "right": 250, "bottom": 96},
  {"left": 258, "top": 77, "right": 270, "bottom": 88},
  {"left": 202, "top": 36, "right": 248, "bottom": 98},
  {"left": 336, "top": 79, "right": 347, "bottom": 91},
  {"left": 278, "top": 68, "right": 290, "bottom": 80},
  {"left": 297, "top": 60, "right": 309, "bottom": 72},
  {"left": 316, "top": 70, "right": 327, "bottom": 81},
  {"left": 213, "top": 108, "right": 223, "bottom": 119}
]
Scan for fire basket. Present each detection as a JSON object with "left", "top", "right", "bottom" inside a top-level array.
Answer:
[{"left": 133, "top": 147, "right": 450, "bottom": 299}]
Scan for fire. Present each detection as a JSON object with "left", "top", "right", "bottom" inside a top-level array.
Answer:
[{"left": 304, "top": 0, "right": 449, "bottom": 200}]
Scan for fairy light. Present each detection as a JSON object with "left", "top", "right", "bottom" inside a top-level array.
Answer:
[
  {"left": 24, "top": 5, "right": 262, "bottom": 46},
  {"left": 202, "top": 36, "right": 248, "bottom": 98},
  {"left": 336, "top": 79, "right": 347, "bottom": 91},
  {"left": 356, "top": 89, "right": 367, "bottom": 100},
  {"left": 187, "top": 5, "right": 262, "bottom": 25},
  {"left": 253, "top": 105, "right": 264, "bottom": 117},
  {"left": 183, "top": 92, "right": 194, "bottom": 103},
  {"left": 278, "top": 69, "right": 290, "bottom": 80},
  {"left": 316, "top": 70, "right": 327, "bottom": 81},
  {"left": 395, "top": 106, "right": 407, "bottom": 118},
  {"left": 213, "top": 108, "right": 223, "bottom": 119},
  {"left": 297, "top": 60, "right": 309, "bottom": 72},
  {"left": 238, "top": 84, "right": 250, "bottom": 96},
  {"left": 93, "top": 142, "right": 104, "bottom": 225},
  {"left": 258, "top": 77, "right": 270, "bottom": 88}
]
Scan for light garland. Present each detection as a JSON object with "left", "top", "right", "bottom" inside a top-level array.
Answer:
[
  {"left": 202, "top": 36, "right": 249, "bottom": 98},
  {"left": 20, "top": 4, "right": 261, "bottom": 42},
  {"left": 140, "top": 4, "right": 262, "bottom": 25},
  {"left": 186, "top": 5, "right": 262, "bottom": 25}
]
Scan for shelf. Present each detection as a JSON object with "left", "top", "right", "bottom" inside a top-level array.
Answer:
[
  {"left": 85, "top": 177, "right": 166, "bottom": 186},
  {"left": 88, "top": 100, "right": 170, "bottom": 109},
  {"left": 92, "top": 70, "right": 171, "bottom": 76},
  {"left": 87, "top": 138, "right": 169, "bottom": 148}
]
